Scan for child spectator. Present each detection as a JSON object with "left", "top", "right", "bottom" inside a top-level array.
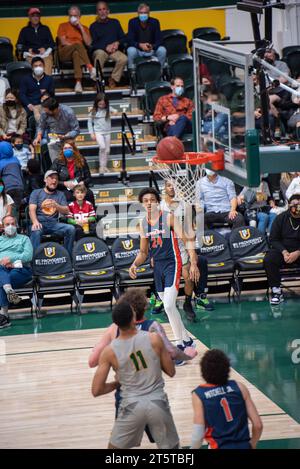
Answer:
[
  {"left": 0, "top": 179, "right": 14, "bottom": 232},
  {"left": 88, "top": 93, "right": 111, "bottom": 174},
  {"left": 67, "top": 184, "right": 96, "bottom": 240},
  {"left": 11, "top": 135, "right": 34, "bottom": 170}
]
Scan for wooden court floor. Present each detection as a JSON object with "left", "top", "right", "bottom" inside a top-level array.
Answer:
[{"left": 1, "top": 325, "right": 300, "bottom": 449}]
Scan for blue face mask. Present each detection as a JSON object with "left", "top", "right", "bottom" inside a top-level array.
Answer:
[
  {"left": 63, "top": 149, "right": 74, "bottom": 158},
  {"left": 139, "top": 13, "right": 149, "bottom": 22},
  {"left": 14, "top": 144, "right": 23, "bottom": 150},
  {"left": 0, "top": 186, "right": 4, "bottom": 193},
  {"left": 175, "top": 86, "right": 184, "bottom": 97}
]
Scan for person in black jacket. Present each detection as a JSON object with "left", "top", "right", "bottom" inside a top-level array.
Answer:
[
  {"left": 17, "top": 7, "right": 55, "bottom": 75},
  {"left": 263, "top": 193, "right": 300, "bottom": 305},
  {"left": 50, "top": 139, "right": 95, "bottom": 207}
]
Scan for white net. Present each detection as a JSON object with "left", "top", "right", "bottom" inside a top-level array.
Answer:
[{"left": 150, "top": 155, "right": 206, "bottom": 205}]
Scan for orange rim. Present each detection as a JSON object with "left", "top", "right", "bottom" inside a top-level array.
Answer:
[{"left": 152, "top": 150, "right": 224, "bottom": 166}]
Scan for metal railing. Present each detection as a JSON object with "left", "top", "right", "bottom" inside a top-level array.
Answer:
[
  {"left": 120, "top": 112, "right": 136, "bottom": 184},
  {"left": 95, "top": 59, "right": 105, "bottom": 94}
]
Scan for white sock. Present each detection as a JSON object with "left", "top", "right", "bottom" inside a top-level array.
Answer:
[
  {"left": 1, "top": 306, "right": 9, "bottom": 317},
  {"left": 3, "top": 284, "right": 13, "bottom": 294},
  {"left": 272, "top": 287, "right": 282, "bottom": 294}
]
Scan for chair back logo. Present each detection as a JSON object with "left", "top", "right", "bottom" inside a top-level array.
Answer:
[
  {"left": 239, "top": 228, "right": 251, "bottom": 240},
  {"left": 44, "top": 247, "right": 56, "bottom": 258},
  {"left": 122, "top": 239, "right": 133, "bottom": 250},
  {"left": 202, "top": 235, "right": 214, "bottom": 246},
  {"left": 83, "top": 242, "right": 95, "bottom": 253}
]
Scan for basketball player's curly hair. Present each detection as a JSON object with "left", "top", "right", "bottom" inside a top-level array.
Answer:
[
  {"left": 138, "top": 187, "right": 161, "bottom": 203},
  {"left": 118, "top": 288, "right": 148, "bottom": 321},
  {"left": 200, "top": 349, "right": 230, "bottom": 386}
]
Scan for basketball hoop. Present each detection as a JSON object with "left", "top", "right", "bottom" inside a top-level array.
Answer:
[{"left": 151, "top": 150, "right": 224, "bottom": 205}]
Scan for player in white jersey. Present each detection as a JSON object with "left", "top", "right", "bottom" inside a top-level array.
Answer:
[{"left": 91, "top": 300, "right": 180, "bottom": 449}]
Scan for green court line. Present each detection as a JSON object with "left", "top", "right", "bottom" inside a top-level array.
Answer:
[{"left": 2, "top": 346, "right": 92, "bottom": 357}]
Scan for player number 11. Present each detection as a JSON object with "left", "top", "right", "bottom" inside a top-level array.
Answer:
[{"left": 130, "top": 351, "right": 148, "bottom": 371}]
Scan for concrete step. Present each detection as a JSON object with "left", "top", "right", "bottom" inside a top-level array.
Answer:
[
  {"left": 87, "top": 151, "right": 156, "bottom": 175},
  {"left": 74, "top": 128, "right": 156, "bottom": 152},
  {"left": 92, "top": 180, "right": 163, "bottom": 206}
]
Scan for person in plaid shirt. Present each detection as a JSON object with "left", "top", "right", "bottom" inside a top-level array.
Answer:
[
  {"left": 153, "top": 77, "right": 194, "bottom": 139},
  {"left": 67, "top": 184, "right": 96, "bottom": 240}
]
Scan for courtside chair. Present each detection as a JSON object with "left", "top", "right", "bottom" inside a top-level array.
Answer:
[
  {"left": 6, "top": 61, "right": 32, "bottom": 89},
  {"left": 131, "top": 56, "right": 162, "bottom": 93},
  {"left": 161, "top": 29, "right": 187, "bottom": 56},
  {"left": 73, "top": 237, "right": 115, "bottom": 313},
  {"left": 167, "top": 54, "right": 193, "bottom": 82},
  {"left": 32, "top": 242, "right": 76, "bottom": 318},
  {"left": 229, "top": 226, "right": 269, "bottom": 301},
  {"left": 199, "top": 230, "right": 235, "bottom": 296},
  {"left": 111, "top": 236, "right": 153, "bottom": 298}
]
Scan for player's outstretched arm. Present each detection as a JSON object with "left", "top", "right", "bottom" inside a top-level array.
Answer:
[
  {"left": 238, "top": 382, "right": 263, "bottom": 449},
  {"left": 190, "top": 392, "right": 205, "bottom": 449},
  {"left": 150, "top": 332, "right": 176, "bottom": 377},
  {"left": 88, "top": 324, "right": 118, "bottom": 368},
  {"left": 91, "top": 346, "right": 119, "bottom": 397}
]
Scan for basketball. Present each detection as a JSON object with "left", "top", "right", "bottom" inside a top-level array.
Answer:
[{"left": 156, "top": 136, "right": 185, "bottom": 161}]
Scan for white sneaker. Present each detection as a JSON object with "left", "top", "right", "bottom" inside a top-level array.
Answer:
[
  {"left": 74, "top": 82, "right": 83, "bottom": 94},
  {"left": 270, "top": 288, "right": 284, "bottom": 305},
  {"left": 89, "top": 67, "right": 97, "bottom": 80}
]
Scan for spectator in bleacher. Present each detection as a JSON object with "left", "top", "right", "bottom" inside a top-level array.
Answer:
[
  {"left": 88, "top": 93, "right": 111, "bottom": 174},
  {"left": 0, "top": 215, "right": 33, "bottom": 329},
  {"left": 202, "top": 90, "right": 228, "bottom": 140},
  {"left": 50, "top": 139, "right": 95, "bottom": 206},
  {"left": 0, "top": 180, "right": 14, "bottom": 231},
  {"left": 264, "top": 48, "right": 291, "bottom": 83},
  {"left": 196, "top": 169, "right": 244, "bottom": 229},
  {"left": 57, "top": 5, "right": 96, "bottom": 94},
  {"left": 22, "top": 159, "right": 44, "bottom": 206},
  {"left": 17, "top": 7, "right": 55, "bottom": 76},
  {"left": 90, "top": 1, "right": 127, "bottom": 89},
  {"left": 153, "top": 77, "right": 193, "bottom": 139},
  {"left": 19, "top": 57, "right": 55, "bottom": 123},
  {"left": 0, "top": 141, "right": 24, "bottom": 212},
  {"left": 67, "top": 184, "right": 96, "bottom": 240},
  {"left": 285, "top": 172, "right": 300, "bottom": 200},
  {"left": 11, "top": 135, "right": 34, "bottom": 171},
  {"left": 34, "top": 97, "right": 80, "bottom": 163},
  {"left": 0, "top": 77, "right": 10, "bottom": 106},
  {"left": 0, "top": 91, "right": 27, "bottom": 142},
  {"left": 263, "top": 193, "right": 300, "bottom": 305},
  {"left": 29, "top": 169, "right": 75, "bottom": 255},
  {"left": 126, "top": 3, "right": 166, "bottom": 71},
  {"left": 281, "top": 172, "right": 297, "bottom": 200}
]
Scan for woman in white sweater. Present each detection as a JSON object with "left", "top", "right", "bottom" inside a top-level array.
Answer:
[{"left": 88, "top": 93, "right": 111, "bottom": 174}]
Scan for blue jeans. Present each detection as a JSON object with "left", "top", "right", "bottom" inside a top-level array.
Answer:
[
  {"left": 167, "top": 115, "right": 192, "bottom": 138},
  {"left": 257, "top": 212, "right": 277, "bottom": 234},
  {"left": 0, "top": 265, "right": 32, "bottom": 307},
  {"left": 203, "top": 113, "right": 228, "bottom": 138},
  {"left": 127, "top": 46, "right": 167, "bottom": 69},
  {"left": 30, "top": 221, "right": 75, "bottom": 256}
]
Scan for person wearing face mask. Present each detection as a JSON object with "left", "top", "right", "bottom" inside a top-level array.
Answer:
[
  {"left": 16, "top": 7, "right": 55, "bottom": 75},
  {"left": 0, "top": 141, "right": 24, "bottom": 213},
  {"left": 0, "top": 215, "right": 33, "bottom": 329},
  {"left": 29, "top": 170, "right": 75, "bottom": 255},
  {"left": 127, "top": 3, "right": 166, "bottom": 71},
  {"left": 153, "top": 77, "right": 194, "bottom": 139},
  {"left": 19, "top": 57, "right": 55, "bottom": 123},
  {"left": 0, "top": 91, "right": 27, "bottom": 142},
  {"left": 50, "top": 140, "right": 95, "bottom": 206},
  {"left": 263, "top": 194, "right": 300, "bottom": 305},
  {"left": 11, "top": 135, "right": 34, "bottom": 172}
]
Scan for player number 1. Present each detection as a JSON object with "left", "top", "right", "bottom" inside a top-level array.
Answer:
[{"left": 220, "top": 397, "right": 233, "bottom": 422}]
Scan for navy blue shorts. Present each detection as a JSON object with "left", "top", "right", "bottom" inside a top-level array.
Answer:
[{"left": 154, "top": 259, "right": 182, "bottom": 293}]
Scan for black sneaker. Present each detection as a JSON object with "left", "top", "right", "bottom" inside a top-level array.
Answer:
[
  {"left": 6, "top": 289, "right": 21, "bottom": 305},
  {"left": 0, "top": 314, "right": 11, "bottom": 329},
  {"left": 270, "top": 288, "right": 284, "bottom": 305},
  {"left": 183, "top": 301, "right": 196, "bottom": 322},
  {"left": 183, "top": 337, "right": 196, "bottom": 348}
]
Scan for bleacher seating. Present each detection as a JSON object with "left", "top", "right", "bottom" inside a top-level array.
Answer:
[{"left": 0, "top": 37, "right": 14, "bottom": 70}]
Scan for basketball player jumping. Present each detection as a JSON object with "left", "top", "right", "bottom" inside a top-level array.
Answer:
[
  {"left": 91, "top": 300, "right": 180, "bottom": 449},
  {"left": 191, "top": 349, "right": 263, "bottom": 449},
  {"left": 129, "top": 187, "right": 200, "bottom": 350}
]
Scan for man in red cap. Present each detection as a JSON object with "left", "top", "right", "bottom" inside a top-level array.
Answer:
[{"left": 17, "top": 7, "right": 55, "bottom": 75}]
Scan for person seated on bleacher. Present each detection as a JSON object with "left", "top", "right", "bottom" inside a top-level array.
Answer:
[
  {"left": 263, "top": 193, "right": 300, "bottom": 305},
  {"left": 50, "top": 139, "right": 95, "bottom": 206},
  {"left": 196, "top": 168, "right": 244, "bottom": 230},
  {"left": 202, "top": 90, "right": 228, "bottom": 141},
  {"left": 29, "top": 169, "right": 75, "bottom": 255},
  {"left": 285, "top": 172, "right": 300, "bottom": 200},
  {"left": 127, "top": 2, "right": 166, "bottom": 71},
  {"left": 19, "top": 57, "right": 55, "bottom": 123},
  {"left": 264, "top": 48, "right": 291, "bottom": 84},
  {"left": 153, "top": 77, "right": 193, "bottom": 139},
  {"left": 0, "top": 141, "right": 24, "bottom": 212},
  {"left": 17, "top": 7, "right": 55, "bottom": 76},
  {"left": 0, "top": 215, "right": 33, "bottom": 329},
  {"left": 0, "top": 77, "right": 10, "bottom": 106},
  {"left": 0, "top": 179, "right": 14, "bottom": 232},
  {"left": 67, "top": 184, "right": 96, "bottom": 241},
  {"left": 34, "top": 97, "right": 80, "bottom": 163},
  {"left": 11, "top": 135, "right": 34, "bottom": 171},
  {"left": 90, "top": 1, "right": 127, "bottom": 89},
  {"left": 57, "top": 5, "right": 96, "bottom": 94},
  {"left": 0, "top": 91, "right": 27, "bottom": 143}
]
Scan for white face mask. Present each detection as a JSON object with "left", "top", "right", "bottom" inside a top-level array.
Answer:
[
  {"left": 4, "top": 225, "right": 17, "bottom": 237},
  {"left": 70, "top": 16, "right": 78, "bottom": 24},
  {"left": 33, "top": 66, "right": 44, "bottom": 77},
  {"left": 205, "top": 169, "right": 216, "bottom": 177}
]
